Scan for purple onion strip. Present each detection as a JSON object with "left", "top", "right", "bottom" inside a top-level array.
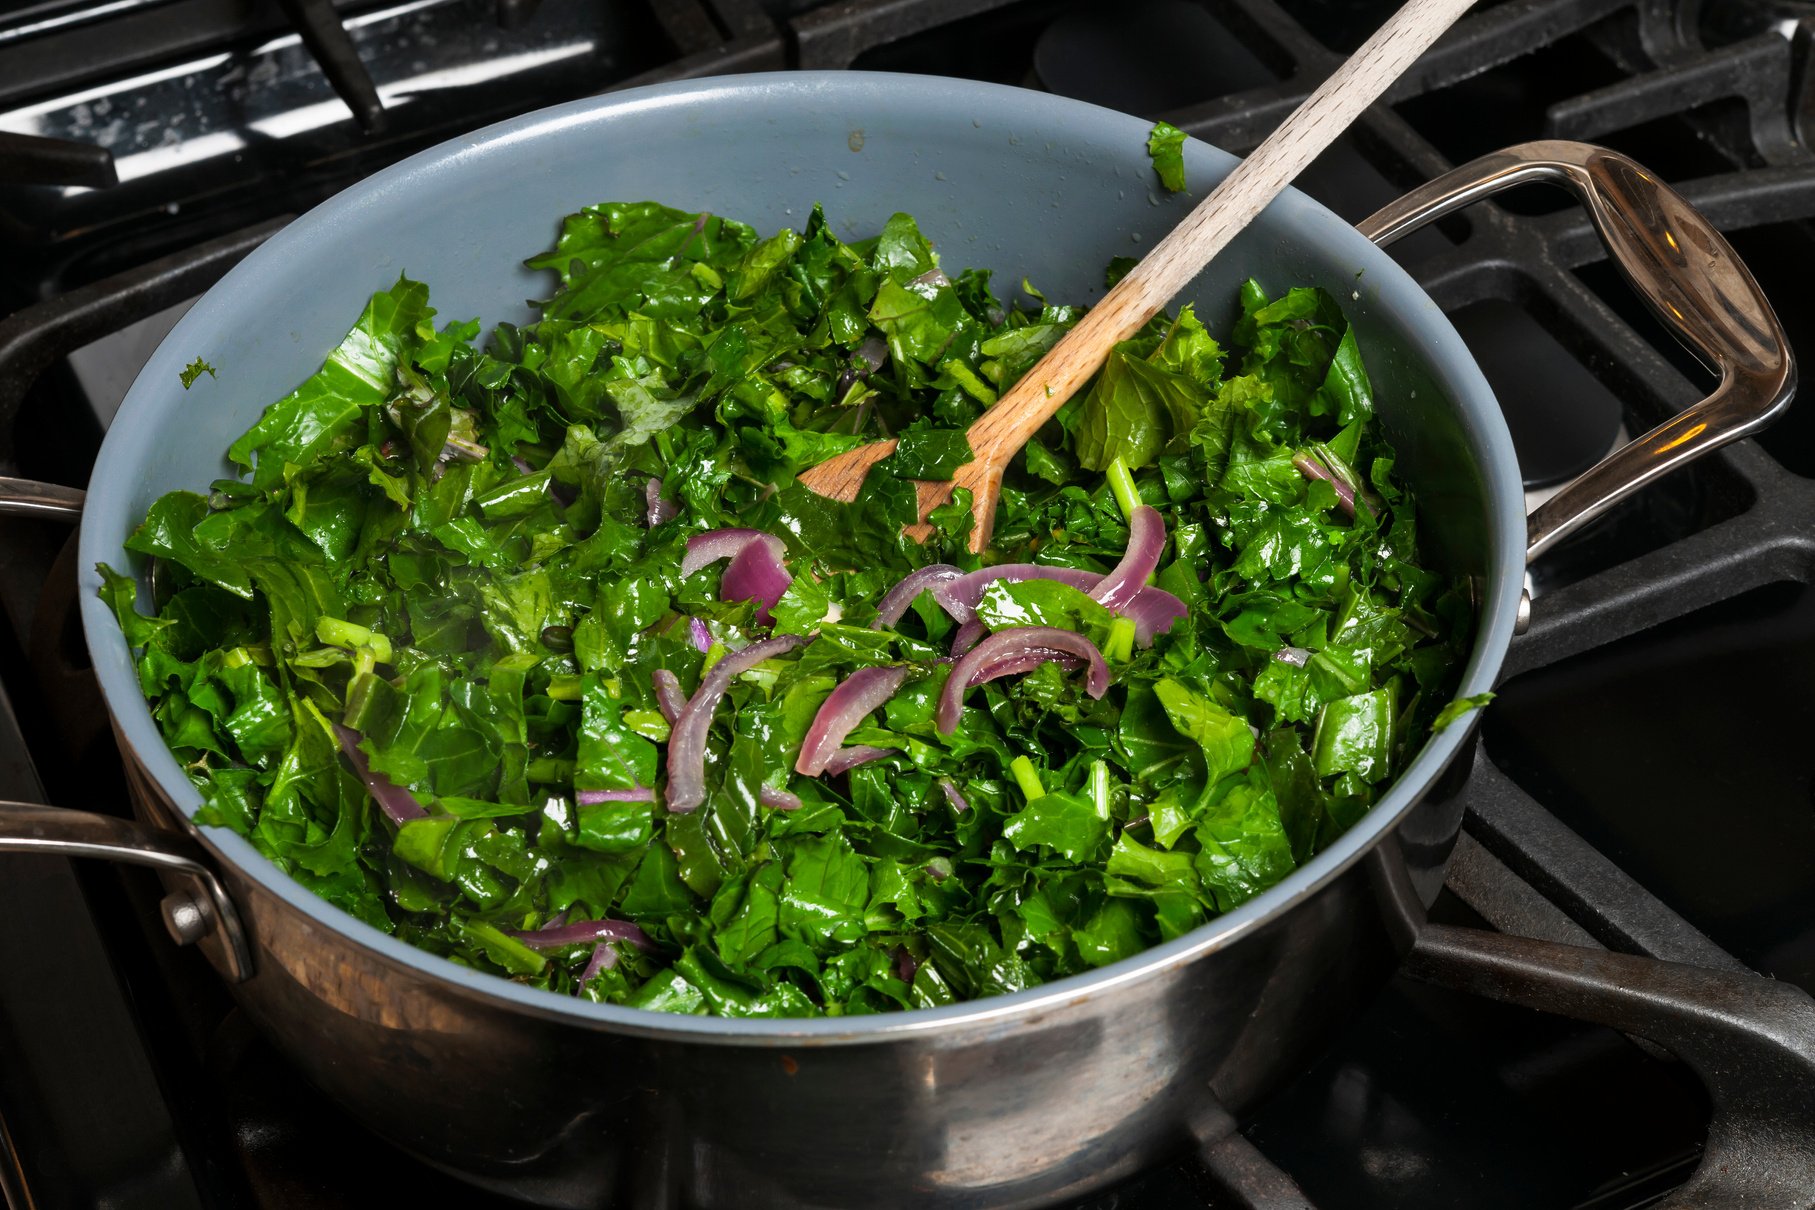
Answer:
[
  {"left": 796, "top": 665, "right": 910, "bottom": 776},
  {"left": 822, "top": 745, "right": 894, "bottom": 776},
  {"left": 960, "top": 648, "right": 1082, "bottom": 686},
  {"left": 938, "top": 777, "right": 970, "bottom": 814},
  {"left": 646, "top": 477, "right": 679, "bottom": 528},
  {"left": 666, "top": 635, "right": 809, "bottom": 813},
  {"left": 872, "top": 563, "right": 963, "bottom": 628},
  {"left": 858, "top": 334, "right": 888, "bottom": 372},
  {"left": 935, "top": 564, "right": 1101, "bottom": 623},
  {"left": 1120, "top": 586, "right": 1189, "bottom": 647},
  {"left": 332, "top": 723, "right": 428, "bottom": 824},
  {"left": 949, "top": 618, "right": 986, "bottom": 658},
  {"left": 681, "top": 528, "right": 769, "bottom": 577},
  {"left": 689, "top": 617, "right": 713, "bottom": 653},
  {"left": 1293, "top": 453, "right": 1359, "bottom": 519},
  {"left": 651, "top": 669, "right": 687, "bottom": 724},
  {"left": 507, "top": 917, "right": 655, "bottom": 952},
  {"left": 759, "top": 786, "right": 804, "bottom": 811},
  {"left": 721, "top": 535, "right": 792, "bottom": 626},
  {"left": 574, "top": 943, "right": 618, "bottom": 994},
  {"left": 934, "top": 563, "right": 1184, "bottom": 647},
  {"left": 1090, "top": 506, "right": 1165, "bottom": 612},
  {"left": 936, "top": 627, "right": 1108, "bottom": 735},
  {"left": 575, "top": 787, "right": 654, "bottom": 805}
]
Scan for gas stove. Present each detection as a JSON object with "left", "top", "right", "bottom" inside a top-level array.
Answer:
[{"left": 3, "top": 1, "right": 1815, "bottom": 1207}]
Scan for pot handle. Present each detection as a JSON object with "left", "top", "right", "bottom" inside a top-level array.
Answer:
[
  {"left": 1357, "top": 140, "right": 1796, "bottom": 565},
  {"left": 1406, "top": 924, "right": 1815, "bottom": 1206},
  {"left": 0, "top": 476, "right": 84, "bottom": 521},
  {"left": 0, "top": 800, "right": 252, "bottom": 982}
]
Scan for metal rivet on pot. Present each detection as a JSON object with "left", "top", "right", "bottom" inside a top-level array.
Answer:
[
  {"left": 1514, "top": 588, "right": 1532, "bottom": 635},
  {"left": 161, "top": 890, "right": 210, "bottom": 946}
]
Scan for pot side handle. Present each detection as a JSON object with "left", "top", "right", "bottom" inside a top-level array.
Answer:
[
  {"left": 0, "top": 800, "right": 252, "bottom": 982},
  {"left": 1357, "top": 140, "right": 1796, "bottom": 565},
  {"left": 0, "top": 476, "right": 84, "bottom": 521}
]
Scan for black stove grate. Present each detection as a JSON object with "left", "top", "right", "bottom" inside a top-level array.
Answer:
[{"left": 3, "top": 1, "right": 1815, "bottom": 1207}]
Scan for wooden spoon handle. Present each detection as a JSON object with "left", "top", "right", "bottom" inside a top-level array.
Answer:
[{"left": 963, "top": 0, "right": 1477, "bottom": 463}]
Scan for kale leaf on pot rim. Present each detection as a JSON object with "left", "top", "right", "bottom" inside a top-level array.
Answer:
[{"left": 100, "top": 199, "right": 1480, "bottom": 1018}]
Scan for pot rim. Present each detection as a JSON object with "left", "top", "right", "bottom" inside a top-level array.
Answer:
[{"left": 78, "top": 70, "right": 1525, "bottom": 1043}]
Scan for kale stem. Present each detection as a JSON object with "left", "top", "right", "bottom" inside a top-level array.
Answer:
[
  {"left": 1106, "top": 456, "right": 1141, "bottom": 521},
  {"left": 1088, "top": 760, "right": 1111, "bottom": 820},
  {"left": 316, "top": 616, "right": 392, "bottom": 664},
  {"left": 1103, "top": 616, "right": 1137, "bottom": 663},
  {"left": 1009, "top": 755, "right": 1045, "bottom": 802},
  {"left": 527, "top": 757, "right": 576, "bottom": 783}
]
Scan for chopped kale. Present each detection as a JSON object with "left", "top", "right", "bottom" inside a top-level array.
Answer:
[
  {"left": 180, "top": 357, "right": 218, "bottom": 388},
  {"left": 1146, "top": 121, "right": 1188, "bottom": 193},
  {"left": 102, "top": 199, "right": 1475, "bottom": 1016}
]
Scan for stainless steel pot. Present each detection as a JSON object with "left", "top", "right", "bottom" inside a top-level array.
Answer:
[{"left": 0, "top": 75, "right": 1798, "bottom": 1208}]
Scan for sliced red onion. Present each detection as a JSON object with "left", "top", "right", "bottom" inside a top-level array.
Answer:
[
  {"left": 681, "top": 528, "right": 773, "bottom": 577},
  {"left": 1293, "top": 453, "right": 1358, "bottom": 519},
  {"left": 721, "top": 536, "right": 792, "bottom": 626},
  {"left": 332, "top": 723, "right": 428, "bottom": 824},
  {"left": 935, "top": 564, "right": 1101, "bottom": 623},
  {"left": 873, "top": 563, "right": 963, "bottom": 627},
  {"left": 926, "top": 855, "right": 954, "bottom": 881},
  {"left": 651, "top": 668, "right": 687, "bottom": 724},
  {"left": 937, "top": 777, "right": 970, "bottom": 814},
  {"left": 936, "top": 627, "right": 1108, "bottom": 735},
  {"left": 507, "top": 917, "right": 655, "bottom": 951},
  {"left": 1090, "top": 506, "right": 1165, "bottom": 612},
  {"left": 894, "top": 946, "right": 919, "bottom": 984},
  {"left": 797, "top": 665, "right": 910, "bottom": 777},
  {"left": 949, "top": 649, "right": 1081, "bottom": 690},
  {"left": 838, "top": 339, "right": 888, "bottom": 401},
  {"left": 858, "top": 334, "right": 888, "bottom": 372},
  {"left": 949, "top": 618, "right": 986, "bottom": 658},
  {"left": 511, "top": 455, "right": 535, "bottom": 475},
  {"left": 689, "top": 617, "right": 713, "bottom": 653},
  {"left": 1274, "top": 647, "right": 1311, "bottom": 667},
  {"left": 1120, "top": 586, "right": 1189, "bottom": 647},
  {"left": 440, "top": 435, "right": 488, "bottom": 462},
  {"left": 575, "top": 787, "right": 654, "bottom": 805},
  {"left": 759, "top": 786, "right": 803, "bottom": 811},
  {"left": 666, "top": 634, "right": 808, "bottom": 813},
  {"left": 574, "top": 943, "right": 618, "bottom": 994},
  {"left": 822, "top": 745, "right": 893, "bottom": 776},
  {"left": 935, "top": 563, "right": 1185, "bottom": 646},
  {"left": 909, "top": 268, "right": 952, "bottom": 290},
  {"left": 646, "top": 477, "right": 678, "bottom": 527}
]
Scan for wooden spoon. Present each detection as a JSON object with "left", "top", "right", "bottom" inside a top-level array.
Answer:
[{"left": 799, "top": 0, "right": 1477, "bottom": 551}]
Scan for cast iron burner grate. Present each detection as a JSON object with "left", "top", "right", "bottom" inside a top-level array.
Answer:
[{"left": 2, "top": 0, "right": 1815, "bottom": 1207}]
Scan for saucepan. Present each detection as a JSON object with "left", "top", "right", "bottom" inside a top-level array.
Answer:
[{"left": 0, "top": 74, "right": 1795, "bottom": 1207}]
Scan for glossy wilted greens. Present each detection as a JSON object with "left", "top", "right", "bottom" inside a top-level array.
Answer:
[{"left": 100, "top": 200, "right": 1477, "bottom": 1017}]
